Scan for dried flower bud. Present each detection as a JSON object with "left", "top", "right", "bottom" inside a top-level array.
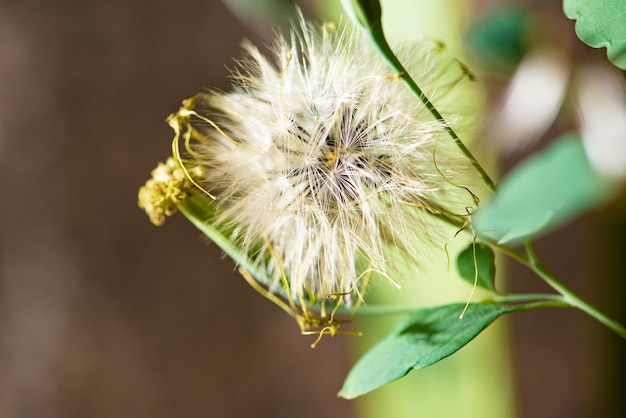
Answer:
[{"left": 138, "top": 157, "right": 204, "bottom": 226}]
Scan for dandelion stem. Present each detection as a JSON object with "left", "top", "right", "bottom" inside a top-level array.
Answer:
[
  {"left": 178, "top": 191, "right": 273, "bottom": 291},
  {"left": 506, "top": 300, "right": 573, "bottom": 311},
  {"left": 490, "top": 293, "right": 567, "bottom": 304},
  {"left": 492, "top": 240, "right": 626, "bottom": 338},
  {"left": 346, "top": 304, "right": 423, "bottom": 316},
  {"left": 363, "top": 24, "right": 497, "bottom": 192}
]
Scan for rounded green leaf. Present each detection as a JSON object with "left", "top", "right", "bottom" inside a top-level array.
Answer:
[
  {"left": 338, "top": 303, "right": 514, "bottom": 399},
  {"left": 564, "top": 0, "right": 626, "bottom": 69},
  {"left": 456, "top": 243, "right": 497, "bottom": 292},
  {"left": 473, "top": 134, "right": 609, "bottom": 244}
]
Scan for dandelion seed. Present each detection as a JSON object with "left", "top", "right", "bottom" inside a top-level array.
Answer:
[{"left": 149, "top": 13, "right": 470, "bottom": 313}]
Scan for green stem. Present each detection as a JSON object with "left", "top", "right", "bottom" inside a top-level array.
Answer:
[
  {"left": 348, "top": 304, "right": 421, "bottom": 316},
  {"left": 492, "top": 240, "right": 626, "bottom": 338},
  {"left": 364, "top": 25, "right": 497, "bottom": 192},
  {"left": 354, "top": 298, "right": 571, "bottom": 317},
  {"left": 507, "top": 300, "right": 572, "bottom": 311},
  {"left": 490, "top": 293, "right": 567, "bottom": 304},
  {"left": 523, "top": 240, "right": 626, "bottom": 338},
  {"left": 178, "top": 192, "right": 271, "bottom": 289}
]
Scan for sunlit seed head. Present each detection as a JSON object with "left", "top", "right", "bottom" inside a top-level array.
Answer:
[{"left": 182, "top": 14, "right": 469, "bottom": 303}]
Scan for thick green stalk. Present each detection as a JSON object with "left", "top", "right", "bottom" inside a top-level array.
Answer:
[{"left": 364, "top": 24, "right": 497, "bottom": 192}]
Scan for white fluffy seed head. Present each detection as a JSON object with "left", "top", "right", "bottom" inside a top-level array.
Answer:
[{"left": 189, "top": 15, "right": 470, "bottom": 303}]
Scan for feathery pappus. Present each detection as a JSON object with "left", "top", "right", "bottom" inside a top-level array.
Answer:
[{"left": 140, "top": 13, "right": 473, "bottom": 329}]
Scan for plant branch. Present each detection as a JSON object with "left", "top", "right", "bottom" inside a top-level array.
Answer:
[
  {"left": 364, "top": 24, "right": 497, "bottom": 192},
  {"left": 492, "top": 239, "right": 626, "bottom": 338},
  {"left": 490, "top": 293, "right": 567, "bottom": 304},
  {"left": 523, "top": 240, "right": 626, "bottom": 338}
]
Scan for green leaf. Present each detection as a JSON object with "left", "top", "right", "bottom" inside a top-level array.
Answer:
[
  {"left": 473, "top": 134, "right": 608, "bottom": 244},
  {"left": 339, "top": 303, "right": 515, "bottom": 399},
  {"left": 178, "top": 191, "right": 271, "bottom": 288},
  {"left": 564, "top": 0, "right": 626, "bottom": 70},
  {"left": 340, "top": 0, "right": 382, "bottom": 29},
  {"left": 456, "top": 243, "right": 497, "bottom": 292}
]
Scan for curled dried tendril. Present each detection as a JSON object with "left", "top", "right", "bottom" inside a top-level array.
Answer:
[
  {"left": 239, "top": 266, "right": 363, "bottom": 348},
  {"left": 138, "top": 157, "right": 204, "bottom": 226}
]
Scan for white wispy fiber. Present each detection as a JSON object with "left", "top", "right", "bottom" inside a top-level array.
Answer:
[{"left": 189, "top": 15, "right": 467, "bottom": 304}]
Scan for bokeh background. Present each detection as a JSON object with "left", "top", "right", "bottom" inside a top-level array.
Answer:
[{"left": 0, "top": 0, "right": 624, "bottom": 417}]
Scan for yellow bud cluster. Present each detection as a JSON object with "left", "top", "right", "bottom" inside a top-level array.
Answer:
[{"left": 138, "top": 157, "right": 204, "bottom": 226}]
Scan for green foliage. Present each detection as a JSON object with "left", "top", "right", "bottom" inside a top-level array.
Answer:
[
  {"left": 339, "top": 303, "right": 516, "bottom": 399},
  {"left": 456, "top": 242, "right": 497, "bottom": 292},
  {"left": 466, "top": 6, "right": 530, "bottom": 70},
  {"left": 564, "top": 0, "right": 626, "bottom": 70},
  {"left": 340, "top": 0, "right": 382, "bottom": 29},
  {"left": 472, "top": 134, "right": 608, "bottom": 244}
]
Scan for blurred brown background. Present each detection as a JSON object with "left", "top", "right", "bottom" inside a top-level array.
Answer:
[
  {"left": 0, "top": 0, "right": 352, "bottom": 417},
  {"left": 0, "top": 0, "right": 624, "bottom": 417}
]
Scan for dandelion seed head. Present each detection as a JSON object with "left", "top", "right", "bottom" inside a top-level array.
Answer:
[{"left": 187, "top": 15, "right": 467, "bottom": 303}]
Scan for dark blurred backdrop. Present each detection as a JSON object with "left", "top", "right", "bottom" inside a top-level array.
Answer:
[{"left": 0, "top": 1, "right": 352, "bottom": 417}]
